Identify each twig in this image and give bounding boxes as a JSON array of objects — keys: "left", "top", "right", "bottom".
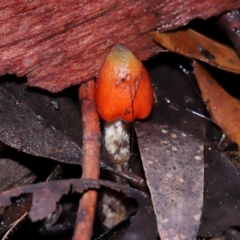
[
  {"left": 2, "top": 212, "right": 28, "bottom": 240},
  {"left": 73, "top": 80, "right": 101, "bottom": 240}
]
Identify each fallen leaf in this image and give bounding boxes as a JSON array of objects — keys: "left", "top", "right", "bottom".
[
  {"left": 198, "top": 140, "right": 240, "bottom": 237},
  {"left": 135, "top": 57, "right": 206, "bottom": 239},
  {"left": 217, "top": 9, "right": 240, "bottom": 57},
  {"left": 0, "top": 77, "right": 83, "bottom": 165},
  {"left": 0, "top": 194, "right": 32, "bottom": 236},
  {"left": 150, "top": 29, "right": 240, "bottom": 74},
  {"left": 0, "top": 179, "right": 158, "bottom": 240},
  {"left": 0, "top": 157, "right": 37, "bottom": 192},
  {"left": 194, "top": 61, "right": 240, "bottom": 149}
]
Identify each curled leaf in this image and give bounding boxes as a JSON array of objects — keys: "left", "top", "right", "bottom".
[
  {"left": 150, "top": 29, "right": 240, "bottom": 74},
  {"left": 194, "top": 61, "right": 240, "bottom": 149}
]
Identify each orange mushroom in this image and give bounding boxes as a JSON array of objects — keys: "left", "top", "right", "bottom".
[
  {"left": 95, "top": 44, "right": 153, "bottom": 123},
  {"left": 95, "top": 44, "right": 153, "bottom": 164},
  {"left": 95, "top": 44, "right": 153, "bottom": 227}
]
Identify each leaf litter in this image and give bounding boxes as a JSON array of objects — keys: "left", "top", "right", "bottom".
[
  {"left": 0, "top": 179, "right": 158, "bottom": 240},
  {"left": 0, "top": 75, "right": 143, "bottom": 188},
  {"left": 2, "top": 19, "right": 240, "bottom": 239},
  {"left": 135, "top": 56, "right": 206, "bottom": 240}
]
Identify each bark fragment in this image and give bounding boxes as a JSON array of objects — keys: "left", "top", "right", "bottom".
[{"left": 0, "top": 0, "right": 239, "bottom": 92}]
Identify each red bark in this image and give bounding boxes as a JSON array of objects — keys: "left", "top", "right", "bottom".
[{"left": 0, "top": 0, "right": 239, "bottom": 92}]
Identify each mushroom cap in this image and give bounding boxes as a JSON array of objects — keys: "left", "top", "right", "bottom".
[{"left": 95, "top": 44, "right": 153, "bottom": 122}]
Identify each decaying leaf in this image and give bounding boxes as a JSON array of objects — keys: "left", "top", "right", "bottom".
[
  {"left": 0, "top": 1, "right": 239, "bottom": 92},
  {"left": 217, "top": 9, "right": 240, "bottom": 57},
  {"left": 0, "top": 77, "right": 83, "bottom": 165},
  {"left": 194, "top": 61, "right": 240, "bottom": 149},
  {"left": 0, "top": 157, "right": 37, "bottom": 192},
  {"left": 0, "top": 194, "right": 32, "bottom": 236},
  {"left": 198, "top": 140, "right": 240, "bottom": 237},
  {"left": 0, "top": 179, "right": 158, "bottom": 240},
  {"left": 135, "top": 58, "right": 206, "bottom": 239},
  {"left": 150, "top": 29, "right": 240, "bottom": 74}
]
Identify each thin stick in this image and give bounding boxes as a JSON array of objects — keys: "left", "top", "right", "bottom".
[
  {"left": 73, "top": 80, "right": 101, "bottom": 240},
  {"left": 2, "top": 212, "right": 28, "bottom": 240}
]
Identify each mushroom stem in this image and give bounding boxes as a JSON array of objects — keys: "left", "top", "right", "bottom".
[
  {"left": 104, "top": 119, "right": 130, "bottom": 171},
  {"left": 95, "top": 44, "right": 153, "bottom": 228},
  {"left": 101, "top": 119, "right": 131, "bottom": 228}
]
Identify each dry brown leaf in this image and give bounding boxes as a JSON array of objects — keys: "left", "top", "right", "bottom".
[
  {"left": 194, "top": 61, "right": 240, "bottom": 149},
  {"left": 150, "top": 29, "right": 240, "bottom": 74}
]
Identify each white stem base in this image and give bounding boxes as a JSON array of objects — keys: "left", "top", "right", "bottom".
[
  {"left": 101, "top": 119, "right": 131, "bottom": 228},
  {"left": 104, "top": 119, "right": 130, "bottom": 170}
]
